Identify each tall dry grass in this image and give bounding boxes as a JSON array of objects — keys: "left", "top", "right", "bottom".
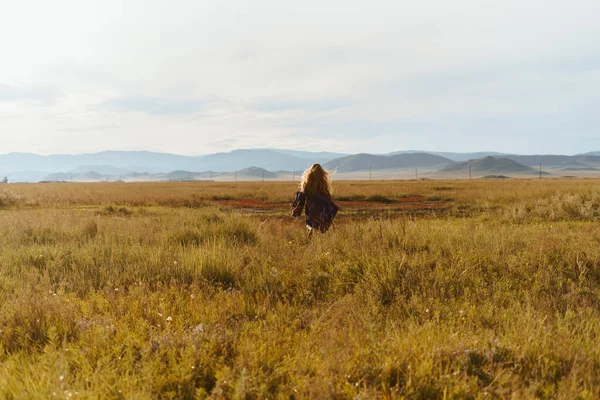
[{"left": 0, "top": 180, "right": 599, "bottom": 398}]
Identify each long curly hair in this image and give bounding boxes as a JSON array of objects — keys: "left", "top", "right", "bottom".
[{"left": 299, "top": 164, "right": 333, "bottom": 198}]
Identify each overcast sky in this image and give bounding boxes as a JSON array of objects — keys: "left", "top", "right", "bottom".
[{"left": 0, "top": 0, "right": 599, "bottom": 155}]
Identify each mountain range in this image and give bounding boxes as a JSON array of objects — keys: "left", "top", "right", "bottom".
[
  {"left": 439, "top": 156, "right": 550, "bottom": 176},
  {"left": 2, "top": 149, "right": 600, "bottom": 182},
  {"left": 325, "top": 153, "right": 453, "bottom": 172}
]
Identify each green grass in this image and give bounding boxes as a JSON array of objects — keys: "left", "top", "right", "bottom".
[{"left": 0, "top": 181, "right": 600, "bottom": 398}]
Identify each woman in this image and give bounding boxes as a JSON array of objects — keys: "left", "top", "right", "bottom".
[{"left": 292, "top": 164, "right": 339, "bottom": 234}]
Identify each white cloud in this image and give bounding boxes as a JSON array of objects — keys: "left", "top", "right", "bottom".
[{"left": 0, "top": 0, "right": 599, "bottom": 155}]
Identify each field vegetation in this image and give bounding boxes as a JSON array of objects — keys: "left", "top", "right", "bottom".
[{"left": 1, "top": 179, "right": 600, "bottom": 398}]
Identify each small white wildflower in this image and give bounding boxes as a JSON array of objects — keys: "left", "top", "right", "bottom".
[
  {"left": 191, "top": 365, "right": 195, "bottom": 369},
  {"left": 59, "top": 375, "right": 64, "bottom": 381},
  {"left": 166, "top": 316, "right": 172, "bottom": 321},
  {"left": 193, "top": 324, "right": 204, "bottom": 334},
  {"left": 425, "top": 308, "right": 430, "bottom": 313}
]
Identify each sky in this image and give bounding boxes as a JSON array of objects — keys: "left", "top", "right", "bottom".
[{"left": 0, "top": 0, "right": 599, "bottom": 156}]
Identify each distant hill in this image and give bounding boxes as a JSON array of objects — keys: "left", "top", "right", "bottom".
[
  {"left": 3, "top": 170, "right": 48, "bottom": 183},
  {"left": 390, "top": 151, "right": 505, "bottom": 162},
  {"left": 557, "top": 160, "right": 590, "bottom": 169},
  {"left": 167, "top": 170, "right": 200, "bottom": 180},
  {"left": 390, "top": 152, "right": 600, "bottom": 167},
  {"left": 439, "top": 156, "right": 546, "bottom": 176},
  {"left": 266, "top": 149, "right": 347, "bottom": 162},
  {"left": 0, "top": 151, "right": 191, "bottom": 178},
  {"left": 0, "top": 149, "right": 321, "bottom": 182},
  {"left": 236, "top": 167, "right": 277, "bottom": 179},
  {"left": 503, "top": 155, "right": 600, "bottom": 169},
  {"left": 563, "top": 167, "right": 599, "bottom": 171},
  {"left": 574, "top": 155, "right": 600, "bottom": 165},
  {"left": 324, "top": 153, "right": 453, "bottom": 173},
  {"left": 6, "top": 149, "right": 600, "bottom": 182},
  {"left": 44, "top": 171, "right": 104, "bottom": 182},
  {"left": 145, "top": 171, "right": 217, "bottom": 182},
  {"left": 199, "top": 149, "right": 310, "bottom": 171},
  {"left": 69, "top": 165, "right": 134, "bottom": 176}
]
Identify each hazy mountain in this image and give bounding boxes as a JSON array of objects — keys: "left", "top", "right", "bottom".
[
  {"left": 324, "top": 153, "right": 454, "bottom": 173},
  {"left": 3, "top": 170, "right": 49, "bottom": 183},
  {"left": 268, "top": 149, "right": 348, "bottom": 162},
  {"left": 200, "top": 149, "right": 310, "bottom": 171},
  {"left": 236, "top": 167, "right": 277, "bottom": 179},
  {"left": 439, "top": 156, "right": 546, "bottom": 176},
  {"left": 143, "top": 171, "right": 217, "bottom": 182},
  {"left": 556, "top": 160, "right": 593, "bottom": 170},
  {"left": 0, "top": 149, "right": 315, "bottom": 182},
  {"left": 0, "top": 151, "right": 186, "bottom": 175},
  {"left": 390, "top": 151, "right": 505, "bottom": 161},
  {"left": 44, "top": 171, "right": 105, "bottom": 182},
  {"left": 574, "top": 155, "right": 600, "bottom": 165},
  {"left": 164, "top": 170, "right": 215, "bottom": 181},
  {"left": 502, "top": 154, "right": 600, "bottom": 168},
  {"left": 42, "top": 169, "right": 223, "bottom": 183},
  {"left": 563, "top": 167, "right": 599, "bottom": 171},
  {"left": 69, "top": 165, "right": 135, "bottom": 176},
  {"left": 502, "top": 155, "right": 573, "bottom": 167},
  {"left": 391, "top": 152, "right": 600, "bottom": 167},
  {"left": 6, "top": 149, "right": 600, "bottom": 182}
]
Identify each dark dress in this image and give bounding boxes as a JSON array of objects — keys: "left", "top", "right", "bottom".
[{"left": 291, "top": 191, "right": 339, "bottom": 232}]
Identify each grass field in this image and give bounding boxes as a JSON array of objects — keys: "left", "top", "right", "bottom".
[{"left": 1, "top": 179, "right": 600, "bottom": 399}]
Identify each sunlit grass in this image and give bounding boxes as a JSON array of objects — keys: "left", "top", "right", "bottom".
[{"left": 0, "top": 180, "right": 600, "bottom": 398}]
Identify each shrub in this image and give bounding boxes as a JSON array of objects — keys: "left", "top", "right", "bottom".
[{"left": 102, "top": 205, "right": 133, "bottom": 216}]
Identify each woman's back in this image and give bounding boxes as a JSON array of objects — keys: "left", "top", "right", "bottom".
[{"left": 291, "top": 164, "right": 338, "bottom": 233}]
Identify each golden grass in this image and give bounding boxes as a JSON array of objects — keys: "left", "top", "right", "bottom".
[
  {"left": 6, "top": 178, "right": 600, "bottom": 208},
  {"left": 0, "top": 180, "right": 599, "bottom": 398}
]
